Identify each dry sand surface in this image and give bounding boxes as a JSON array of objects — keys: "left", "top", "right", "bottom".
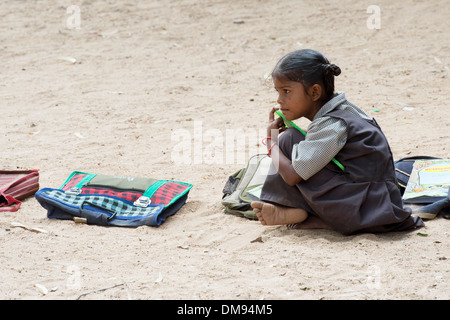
[{"left": 0, "top": 0, "right": 449, "bottom": 300}]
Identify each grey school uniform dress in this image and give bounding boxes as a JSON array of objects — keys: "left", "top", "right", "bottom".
[{"left": 260, "top": 93, "right": 424, "bottom": 235}]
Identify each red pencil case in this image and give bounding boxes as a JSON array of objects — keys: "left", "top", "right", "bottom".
[{"left": 0, "top": 169, "right": 39, "bottom": 212}]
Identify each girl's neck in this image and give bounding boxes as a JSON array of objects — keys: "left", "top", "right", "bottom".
[{"left": 306, "top": 100, "right": 325, "bottom": 121}]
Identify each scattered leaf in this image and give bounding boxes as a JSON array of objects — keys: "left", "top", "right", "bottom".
[
  {"left": 417, "top": 231, "right": 428, "bottom": 236},
  {"left": 59, "top": 56, "right": 77, "bottom": 65},
  {"left": 155, "top": 272, "right": 163, "bottom": 283},
  {"left": 101, "top": 29, "right": 118, "bottom": 37},
  {"left": 299, "top": 286, "right": 311, "bottom": 291},
  {"left": 30, "top": 227, "right": 48, "bottom": 234},
  {"left": 396, "top": 102, "right": 414, "bottom": 108},
  {"left": 10, "top": 222, "right": 48, "bottom": 234},
  {"left": 250, "top": 236, "right": 263, "bottom": 243},
  {"left": 35, "top": 284, "right": 49, "bottom": 295},
  {"left": 74, "top": 132, "right": 85, "bottom": 139}
]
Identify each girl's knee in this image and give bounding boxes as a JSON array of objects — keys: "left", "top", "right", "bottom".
[{"left": 278, "top": 128, "right": 305, "bottom": 156}]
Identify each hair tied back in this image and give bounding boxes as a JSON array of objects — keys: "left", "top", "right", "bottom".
[{"left": 323, "top": 63, "right": 341, "bottom": 77}]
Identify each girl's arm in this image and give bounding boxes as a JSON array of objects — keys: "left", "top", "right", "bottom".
[
  {"left": 268, "top": 144, "right": 302, "bottom": 186},
  {"left": 266, "top": 107, "right": 302, "bottom": 186}
]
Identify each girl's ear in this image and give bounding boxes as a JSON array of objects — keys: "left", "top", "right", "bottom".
[{"left": 309, "top": 84, "right": 323, "bottom": 102}]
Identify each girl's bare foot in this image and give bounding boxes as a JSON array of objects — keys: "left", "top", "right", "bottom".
[{"left": 251, "top": 201, "right": 308, "bottom": 226}]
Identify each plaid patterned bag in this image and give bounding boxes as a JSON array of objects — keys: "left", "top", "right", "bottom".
[
  {"left": 0, "top": 170, "right": 40, "bottom": 212},
  {"left": 35, "top": 171, "right": 192, "bottom": 227}
]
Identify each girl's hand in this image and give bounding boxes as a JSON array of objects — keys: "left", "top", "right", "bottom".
[
  {"left": 264, "top": 107, "right": 302, "bottom": 186},
  {"left": 267, "top": 107, "right": 286, "bottom": 142}
]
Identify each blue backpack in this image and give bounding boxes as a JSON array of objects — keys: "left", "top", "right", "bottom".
[{"left": 35, "top": 171, "right": 192, "bottom": 227}]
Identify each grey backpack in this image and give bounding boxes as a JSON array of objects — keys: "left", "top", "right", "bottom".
[{"left": 221, "top": 154, "right": 273, "bottom": 219}]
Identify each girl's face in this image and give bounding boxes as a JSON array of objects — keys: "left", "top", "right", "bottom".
[{"left": 273, "top": 76, "right": 321, "bottom": 121}]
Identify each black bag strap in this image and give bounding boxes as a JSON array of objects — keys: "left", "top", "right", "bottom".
[{"left": 395, "top": 156, "right": 440, "bottom": 163}]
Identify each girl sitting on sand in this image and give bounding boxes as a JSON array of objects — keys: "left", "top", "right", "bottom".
[{"left": 251, "top": 49, "right": 424, "bottom": 235}]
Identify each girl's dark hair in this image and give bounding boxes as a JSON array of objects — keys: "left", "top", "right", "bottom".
[{"left": 272, "top": 49, "right": 341, "bottom": 101}]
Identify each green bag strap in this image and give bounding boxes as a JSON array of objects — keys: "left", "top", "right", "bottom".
[
  {"left": 60, "top": 171, "right": 96, "bottom": 189},
  {"left": 61, "top": 171, "right": 97, "bottom": 195},
  {"left": 75, "top": 173, "right": 97, "bottom": 188},
  {"left": 140, "top": 180, "right": 193, "bottom": 208},
  {"left": 275, "top": 110, "right": 345, "bottom": 172},
  {"left": 142, "top": 180, "right": 167, "bottom": 198}
]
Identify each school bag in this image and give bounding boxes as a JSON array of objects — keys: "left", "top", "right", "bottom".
[
  {"left": 394, "top": 156, "right": 440, "bottom": 197},
  {"left": 35, "top": 171, "right": 192, "bottom": 227},
  {"left": 394, "top": 156, "right": 450, "bottom": 219},
  {"left": 221, "top": 154, "right": 272, "bottom": 220},
  {"left": 0, "top": 169, "right": 39, "bottom": 212}
]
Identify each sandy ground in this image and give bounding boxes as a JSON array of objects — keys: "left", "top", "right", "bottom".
[{"left": 0, "top": 0, "right": 449, "bottom": 300}]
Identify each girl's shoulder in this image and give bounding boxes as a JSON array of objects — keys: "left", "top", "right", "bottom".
[
  {"left": 308, "top": 113, "right": 347, "bottom": 134},
  {"left": 335, "top": 99, "right": 371, "bottom": 120}
]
